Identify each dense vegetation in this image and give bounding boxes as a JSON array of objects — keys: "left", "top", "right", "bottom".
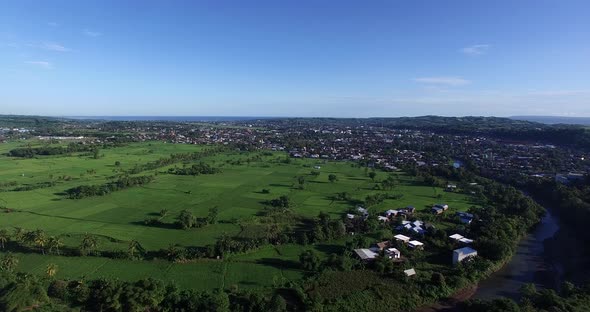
[
  {"left": 65, "top": 175, "right": 154, "bottom": 199},
  {"left": 462, "top": 282, "right": 590, "bottom": 312},
  {"left": 8, "top": 143, "right": 102, "bottom": 158},
  {"left": 167, "top": 162, "right": 221, "bottom": 175}
]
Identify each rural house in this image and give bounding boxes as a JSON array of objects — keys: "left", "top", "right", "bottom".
[{"left": 453, "top": 247, "right": 478, "bottom": 264}]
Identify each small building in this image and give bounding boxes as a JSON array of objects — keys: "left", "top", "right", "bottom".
[
  {"left": 394, "top": 234, "right": 411, "bottom": 243},
  {"left": 434, "top": 204, "right": 449, "bottom": 210},
  {"left": 346, "top": 213, "right": 355, "bottom": 219},
  {"left": 385, "top": 209, "right": 398, "bottom": 217},
  {"left": 457, "top": 212, "right": 474, "bottom": 224},
  {"left": 377, "top": 216, "right": 389, "bottom": 222},
  {"left": 408, "top": 240, "right": 424, "bottom": 249},
  {"left": 357, "top": 206, "right": 368, "bottom": 215},
  {"left": 375, "top": 241, "right": 390, "bottom": 251},
  {"left": 453, "top": 247, "right": 478, "bottom": 264},
  {"left": 449, "top": 233, "right": 464, "bottom": 241},
  {"left": 354, "top": 248, "right": 379, "bottom": 262},
  {"left": 404, "top": 268, "right": 416, "bottom": 277},
  {"left": 406, "top": 206, "right": 416, "bottom": 213},
  {"left": 386, "top": 248, "right": 401, "bottom": 259},
  {"left": 449, "top": 233, "right": 474, "bottom": 244},
  {"left": 431, "top": 207, "right": 444, "bottom": 215}
]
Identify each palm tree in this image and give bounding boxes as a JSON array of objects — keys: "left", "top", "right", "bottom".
[
  {"left": 32, "top": 229, "right": 47, "bottom": 254},
  {"left": 0, "top": 253, "right": 19, "bottom": 272},
  {"left": 127, "top": 240, "right": 145, "bottom": 259},
  {"left": 48, "top": 236, "right": 63, "bottom": 255},
  {"left": 80, "top": 233, "right": 98, "bottom": 256},
  {"left": 46, "top": 263, "right": 58, "bottom": 278},
  {"left": 13, "top": 227, "right": 25, "bottom": 244},
  {"left": 0, "top": 229, "right": 9, "bottom": 249}
]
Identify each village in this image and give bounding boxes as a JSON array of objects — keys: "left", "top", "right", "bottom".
[{"left": 349, "top": 202, "right": 478, "bottom": 277}]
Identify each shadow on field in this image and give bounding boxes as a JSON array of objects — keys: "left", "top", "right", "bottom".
[
  {"left": 129, "top": 220, "right": 179, "bottom": 229},
  {"left": 256, "top": 258, "right": 300, "bottom": 270},
  {"left": 268, "top": 183, "right": 292, "bottom": 188},
  {"left": 308, "top": 180, "right": 327, "bottom": 184},
  {"left": 346, "top": 177, "right": 368, "bottom": 181}
]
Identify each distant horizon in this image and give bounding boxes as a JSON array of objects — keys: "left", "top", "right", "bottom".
[{"left": 2, "top": 113, "right": 590, "bottom": 119}]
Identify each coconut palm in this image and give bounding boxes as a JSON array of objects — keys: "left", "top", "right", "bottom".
[
  {"left": 127, "top": 240, "right": 145, "bottom": 259},
  {"left": 47, "top": 236, "right": 63, "bottom": 255},
  {"left": 0, "top": 229, "right": 10, "bottom": 249},
  {"left": 46, "top": 263, "right": 58, "bottom": 278},
  {"left": 13, "top": 227, "right": 25, "bottom": 244},
  {"left": 80, "top": 233, "right": 98, "bottom": 256},
  {"left": 32, "top": 229, "right": 47, "bottom": 254}
]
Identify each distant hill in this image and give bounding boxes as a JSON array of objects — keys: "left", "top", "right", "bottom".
[{"left": 511, "top": 116, "right": 590, "bottom": 126}]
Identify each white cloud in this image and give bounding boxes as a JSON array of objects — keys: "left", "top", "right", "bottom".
[
  {"left": 83, "top": 29, "right": 102, "bottom": 37},
  {"left": 40, "top": 42, "right": 70, "bottom": 52},
  {"left": 25, "top": 61, "right": 53, "bottom": 69},
  {"left": 413, "top": 76, "right": 471, "bottom": 87},
  {"left": 461, "top": 44, "right": 491, "bottom": 55}
]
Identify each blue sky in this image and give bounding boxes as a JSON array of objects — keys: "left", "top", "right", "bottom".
[{"left": 1, "top": 0, "right": 589, "bottom": 117}]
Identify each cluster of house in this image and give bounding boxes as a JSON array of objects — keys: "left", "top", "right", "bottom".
[
  {"left": 347, "top": 206, "right": 370, "bottom": 220},
  {"left": 349, "top": 202, "right": 480, "bottom": 268}
]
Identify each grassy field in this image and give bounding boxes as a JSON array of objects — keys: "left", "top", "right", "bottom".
[{"left": 0, "top": 140, "right": 476, "bottom": 290}]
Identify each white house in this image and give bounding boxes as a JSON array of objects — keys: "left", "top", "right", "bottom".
[
  {"left": 449, "top": 233, "right": 464, "bottom": 241},
  {"left": 394, "top": 234, "right": 411, "bottom": 243},
  {"left": 377, "top": 216, "right": 389, "bottom": 222},
  {"left": 346, "top": 213, "right": 355, "bottom": 219},
  {"left": 408, "top": 240, "right": 424, "bottom": 249},
  {"left": 404, "top": 268, "right": 416, "bottom": 277},
  {"left": 386, "top": 248, "right": 401, "bottom": 259},
  {"left": 453, "top": 247, "right": 478, "bottom": 264},
  {"left": 449, "top": 233, "right": 473, "bottom": 244}
]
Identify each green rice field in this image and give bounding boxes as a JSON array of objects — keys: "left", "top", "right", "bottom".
[{"left": 0, "top": 140, "right": 476, "bottom": 290}]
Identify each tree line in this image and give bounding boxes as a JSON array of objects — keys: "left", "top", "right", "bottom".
[
  {"left": 65, "top": 175, "right": 154, "bottom": 199},
  {"left": 7, "top": 142, "right": 118, "bottom": 158},
  {"left": 167, "top": 162, "right": 221, "bottom": 176},
  {"left": 126, "top": 147, "right": 227, "bottom": 174}
]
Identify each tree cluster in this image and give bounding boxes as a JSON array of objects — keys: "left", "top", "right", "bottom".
[{"left": 65, "top": 175, "right": 154, "bottom": 199}]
